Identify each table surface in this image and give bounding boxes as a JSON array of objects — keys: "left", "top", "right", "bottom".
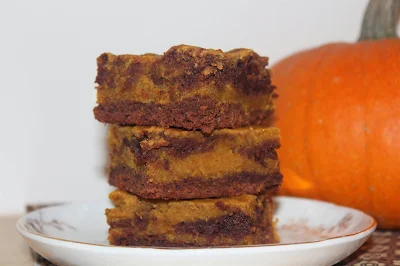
[
  {"left": 2, "top": 215, "right": 399, "bottom": 266},
  {"left": 0, "top": 216, "right": 33, "bottom": 266}
]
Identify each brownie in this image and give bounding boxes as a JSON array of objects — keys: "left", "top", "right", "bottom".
[
  {"left": 94, "top": 45, "right": 277, "bottom": 133},
  {"left": 108, "top": 125, "right": 282, "bottom": 200},
  {"left": 106, "top": 188, "right": 278, "bottom": 247}
]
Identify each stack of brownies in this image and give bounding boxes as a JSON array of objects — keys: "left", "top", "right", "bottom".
[{"left": 94, "top": 45, "right": 283, "bottom": 247}]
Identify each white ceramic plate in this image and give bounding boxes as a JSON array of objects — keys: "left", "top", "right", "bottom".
[{"left": 17, "top": 196, "right": 376, "bottom": 266}]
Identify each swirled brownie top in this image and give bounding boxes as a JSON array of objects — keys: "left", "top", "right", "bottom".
[{"left": 94, "top": 45, "right": 277, "bottom": 132}]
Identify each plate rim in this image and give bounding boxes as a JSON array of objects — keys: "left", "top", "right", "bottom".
[{"left": 16, "top": 196, "right": 377, "bottom": 251}]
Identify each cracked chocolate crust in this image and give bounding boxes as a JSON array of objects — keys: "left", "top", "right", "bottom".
[
  {"left": 108, "top": 166, "right": 283, "bottom": 200},
  {"left": 96, "top": 45, "right": 274, "bottom": 95},
  {"left": 94, "top": 96, "right": 275, "bottom": 133}
]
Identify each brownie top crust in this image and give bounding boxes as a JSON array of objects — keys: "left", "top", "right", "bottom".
[
  {"left": 95, "top": 44, "right": 275, "bottom": 105},
  {"left": 96, "top": 44, "right": 273, "bottom": 97}
]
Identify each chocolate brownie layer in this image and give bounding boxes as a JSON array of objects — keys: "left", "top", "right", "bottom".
[
  {"left": 108, "top": 125, "right": 282, "bottom": 199},
  {"left": 106, "top": 189, "right": 278, "bottom": 247},
  {"left": 94, "top": 96, "right": 275, "bottom": 133},
  {"left": 109, "top": 167, "right": 282, "bottom": 200},
  {"left": 94, "top": 45, "right": 276, "bottom": 132}
]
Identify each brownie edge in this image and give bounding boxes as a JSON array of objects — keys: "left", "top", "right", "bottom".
[
  {"left": 94, "top": 96, "right": 274, "bottom": 133},
  {"left": 109, "top": 167, "right": 283, "bottom": 200}
]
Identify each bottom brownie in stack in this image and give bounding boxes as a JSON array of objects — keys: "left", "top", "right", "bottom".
[{"left": 106, "top": 188, "right": 279, "bottom": 247}]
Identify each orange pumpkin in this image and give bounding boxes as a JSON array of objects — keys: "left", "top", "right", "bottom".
[{"left": 273, "top": 0, "right": 400, "bottom": 229}]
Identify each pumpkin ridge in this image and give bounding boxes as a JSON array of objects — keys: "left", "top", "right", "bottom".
[
  {"left": 364, "top": 40, "right": 400, "bottom": 227},
  {"left": 304, "top": 45, "right": 344, "bottom": 200},
  {"left": 361, "top": 41, "right": 374, "bottom": 214}
]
